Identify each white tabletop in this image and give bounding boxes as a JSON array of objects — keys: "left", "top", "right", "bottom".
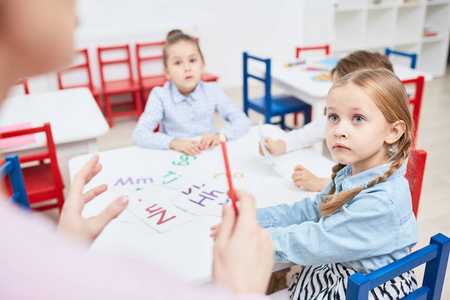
[
  {"left": 265, "top": 60, "right": 433, "bottom": 102},
  {"left": 68, "top": 124, "right": 335, "bottom": 283},
  {"left": 0, "top": 88, "right": 109, "bottom": 157}
]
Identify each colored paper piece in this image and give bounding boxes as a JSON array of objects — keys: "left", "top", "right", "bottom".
[
  {"left": 258, "top": 121, "right": 284, "bottom": 177},
  {"left": 126, "top": 188, "right": 191, "bottom": 233},
  {"left": 108, "top": 174, "right": 162, "bottom": 191},
  {"left": 312, "top": 73, "right": 332, "bottom": 82},
  {"left": 0, "top": 122, "right": 36, "bottom": 149},
  {"left": 315, "top": 57, "right": 340, "bottom": 68},
  {"left": 173, "top": 181, "right": 228, "bottom": 215}
]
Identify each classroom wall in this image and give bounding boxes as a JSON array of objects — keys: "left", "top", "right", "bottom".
[{"left": 17, "top": 0, "right": 308, "bottom": 95}]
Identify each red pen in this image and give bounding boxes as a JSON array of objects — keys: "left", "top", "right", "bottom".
[{"left": 219, "top": 134, "right": 238, "bottom": 215}]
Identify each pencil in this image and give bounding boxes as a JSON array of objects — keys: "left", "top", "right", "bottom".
[
  {"left": 284, "top": 60, "right": 305, "bottom": 68},
  {"left": 219, "top": 134, "right": 238, "bottom": 215}
]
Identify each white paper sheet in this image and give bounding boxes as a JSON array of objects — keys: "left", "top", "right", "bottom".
[{"left": 126, "top": 188, "right": 191, "bottom": 233}]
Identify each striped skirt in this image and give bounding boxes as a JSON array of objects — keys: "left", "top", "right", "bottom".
[{"left": 288, "top": 263, "right": 417, "bottom": 300}]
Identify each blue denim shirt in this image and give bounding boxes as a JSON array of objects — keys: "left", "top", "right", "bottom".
[{"left": 257, "top": 160, "right": 418, "bottom": 274}]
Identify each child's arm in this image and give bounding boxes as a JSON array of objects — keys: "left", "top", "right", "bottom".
[
  {"left": 281, "top": 116, "right": 327, "bottom": 152},
  {"left": 264, "top": 192, "right": 415, "bottom": 268},
  {"left": 256, "top": 185, "right": 331, "bottom": 228},
  {"left": 132, "top": 90, "right": 174, "bottom": 149},
  {"left": 213, "top": 83, "right": 251, "bottom": 141}
]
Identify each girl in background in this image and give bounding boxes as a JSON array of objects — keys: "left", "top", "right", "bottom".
[{"left": 133, "top": 30, "right": 250, "bottom": 155}]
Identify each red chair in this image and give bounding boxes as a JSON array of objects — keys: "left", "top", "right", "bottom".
[
  {"left": 405, "top": 148, "right": 427, "bottom": 218},
  {"left": 15, "top": 79, "right": 29, "bottom": 95},
  {"left": 136, "top": 39, "right": 219, "bottom": 102},
  {"left": 295, "top": 45, "right": 330, "bottom": 60},
  {"left": 97, "top": 44, "right": 143, "bottom": 127},
  {"left": 1, "top": 123, "right": 65, "bottom": 212},
  {"left": 402, "top": 76, "right": 424, "bottom": 148},
  {"left": 136, "top": 41, "right": 168, "bottom": 101},
  {"left": 291, "top": 45, "right": 330, "bottom": 126},
  {"left": 57, "top": 49, "right": 102, "bottom": 110}
]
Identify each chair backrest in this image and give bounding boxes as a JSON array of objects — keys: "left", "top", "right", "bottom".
[
  {"left": 0, "top": 123, "right": 64, "bottom": 192},
  {"left": 15, "top": 79, "right": 29, "bottom": 95},
  {"left": 402, "top": 76, "right": 425, "bottom": 147},
  {"left": 296, "top": 45, "right": 330, "bottom": 59},
  {"left": 0, "top": 155, "right": 30, "bottom": 210},
  {"left": 385, "top": 48, "right": 418, "bottom": 69},
  {"left": 346, "top": 233, "right": 450, "bottom": 300},
  {"left": 243, "top": 52, "right": 272, "bottom": 113},
  {"left": 135, "top": 41, "right": 166, "bottom": 83},
  {"left": 405, "top": 148, "right": 427, "bottom": 218},
  {"left": 57, "top": 49, "right": 96, "bottom": 91},
  {"left": 97, "top": 44, "right": 134, "bottom": 87}
]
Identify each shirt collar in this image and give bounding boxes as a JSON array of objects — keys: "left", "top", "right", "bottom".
[
  {"left": 170, "top": 81, "right": 203, "bottom": 104},
  {"left": 334, "top": 158, "right": 408, "bottom": 192}
]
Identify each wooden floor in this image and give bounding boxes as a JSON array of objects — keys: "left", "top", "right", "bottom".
[{"left": 52, "top": 65, "right": 450, "bottom": 297}]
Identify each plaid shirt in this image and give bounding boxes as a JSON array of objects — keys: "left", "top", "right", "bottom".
[{"left": 133, "top": 81, "right": 250, "bottom": 149}]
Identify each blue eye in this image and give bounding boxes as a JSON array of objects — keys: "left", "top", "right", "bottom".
[
  {"left": 353, "top": 115, "right": 365, "bottom": 123},
  {"left": 175, "top": 61, "right": 181, "bottom": 65},
  {"left": 329, "top": 115, "right": 339, "bottom": 122},
  {"left": 190, "top": 59, "right": 196, "bottom": 63}
]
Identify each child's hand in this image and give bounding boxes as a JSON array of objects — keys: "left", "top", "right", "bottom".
[
  {"left": 292, "top": 164, "right": 328, "bottom": 192},
  {"left": 169, "top": 139, "right": 202, "bottom": 155},
  {"left": 199, "top": 133, "right": 221, "bottom": 150},
  {"left": 258, "top": 137, "right": 287, "bottom": 156},
  {"left": 212, "top": 190, "right": 274, "bottom": 294}
]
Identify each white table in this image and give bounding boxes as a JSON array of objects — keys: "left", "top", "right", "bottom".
[
  {"left": 255, "top": 60, "right": 433, "bottom": 153},
  {"left": 0, "top": 88, "right": 109, "bottom": 157},
  {"left": 68, "top": 125, "right": 335, "bottom": 283}
]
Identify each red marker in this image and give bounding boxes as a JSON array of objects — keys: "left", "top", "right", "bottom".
[{"left": 219, "top": 134, "right": 238, "bottom": 215}]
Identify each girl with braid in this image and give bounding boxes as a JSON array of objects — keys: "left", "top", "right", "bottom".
[{"left": 257, "top": 68, "right": 418, "bottom": 299}]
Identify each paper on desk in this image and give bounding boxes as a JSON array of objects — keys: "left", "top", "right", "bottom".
[
  {"left": 126, "top": 188, "right": 191, "bottom": 233},
  {"left": 0, "top": 122, "right": 36, "bottom": 149},
  {"left": 173, "top": 179, "right": 229, "bottom": 215},
  {"left": 258, "top": 121, "right": 284, "bottom": 178}
]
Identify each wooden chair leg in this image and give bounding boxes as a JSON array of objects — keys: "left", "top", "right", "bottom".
[
  {"left": 104, "top": 95, "right": 113, "bottom": 128},
  {"left": 135, "top": 91, "right": 143, "bottom": 116}
]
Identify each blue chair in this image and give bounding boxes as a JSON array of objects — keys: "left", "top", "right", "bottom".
[
  {"left": 346, "top": 233, "right": 450, "bottom": 300},
  {"left": 0, "top": 155, "right": 30, "bottom": 210},
  {"left": 385, "top": 48, "right": 418, "bottom": 69},
  {"left": 243, "top": 52, "right": 311, "bottom": 130}
]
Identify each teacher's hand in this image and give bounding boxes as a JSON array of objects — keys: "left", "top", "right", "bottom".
[
  {"left": 57, "top": 155, "right": 128, "bottom": 243},
  {"left": 213, "top": 190, "right": 274, "bottom": 294}
]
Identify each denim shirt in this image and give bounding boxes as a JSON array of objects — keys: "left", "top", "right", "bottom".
[{"left": 256, "top": 160, "right": 418, "bottom": 274}]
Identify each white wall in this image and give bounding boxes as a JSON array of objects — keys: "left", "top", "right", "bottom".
[{"left": 19, "top": 0, "right": 309, "bottom": 94}]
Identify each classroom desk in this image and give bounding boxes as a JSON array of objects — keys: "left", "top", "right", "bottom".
[
  {"left": 0, "top": 88, "right": 109, "bottom": 157},
  {"left": 68, "top": 124, "right": 335, "bottom": 283},
  {"left": 254, "top": 60, "right": 432, "bottom": 152}
]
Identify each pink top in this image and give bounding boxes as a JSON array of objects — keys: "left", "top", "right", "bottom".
[{"left": 0, "top": 204, "right": 266, "bottom": 299}]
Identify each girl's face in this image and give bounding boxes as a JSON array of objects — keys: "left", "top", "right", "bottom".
[
  {"left": 0, "top": 0, "right": 77, "bottom": 79},
  {"left": 163, "top": 40, "right": 205, "bottom": 97},
  {"left": 326, "top": 84, "right": 392, "bottom": 175}
]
